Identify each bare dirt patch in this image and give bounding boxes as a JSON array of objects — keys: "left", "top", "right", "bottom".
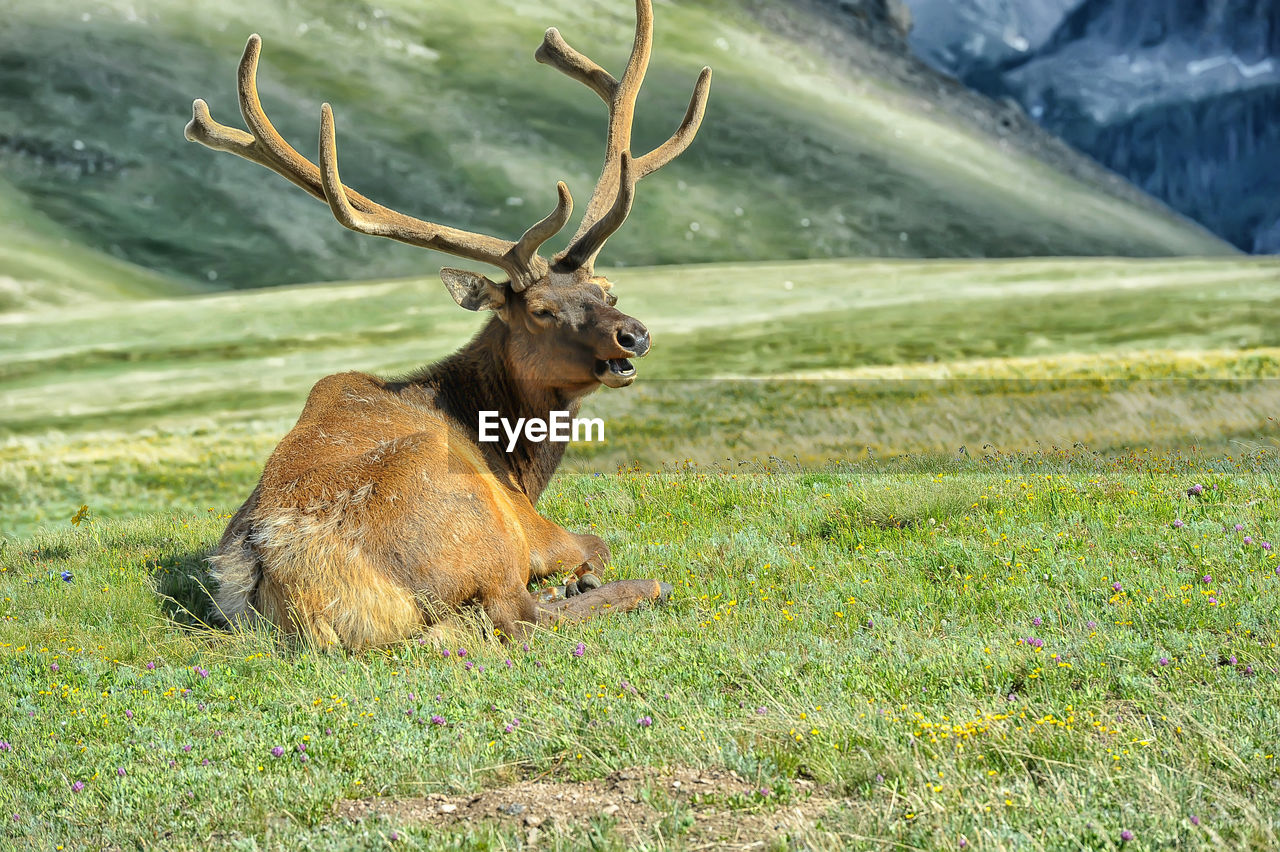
[{"left": 336, "top": 766, "right": 840, "bottom": 848}]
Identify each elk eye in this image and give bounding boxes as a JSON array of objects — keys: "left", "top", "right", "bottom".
[{"left": 532, "top": 308, "right": 555, "bottom": 320}]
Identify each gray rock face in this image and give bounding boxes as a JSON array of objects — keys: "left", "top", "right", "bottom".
[{"left": 904, "top": 0, "right": 1280, "bottom": 252}]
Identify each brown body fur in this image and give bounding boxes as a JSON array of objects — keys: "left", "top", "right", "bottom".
[{"left": 210, "top": 319, "right": 615, "bottom": 649}]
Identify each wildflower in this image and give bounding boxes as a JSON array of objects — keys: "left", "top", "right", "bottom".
[
  {"left": 298, "top": 743, "right": 306, "bottom": 752},
  {"left": 389, "top": 832, "right": 399, "bottom": 842},
  {"left": 756, "top": 706, "right": 767, "bottom": 715},
  {"left": 146, "top": 662, "right": 156, "bottom": 671},
  {"left": 182, "top": 744, "right": 192, "bottom": 753},
  {"left": 638, "top": 716, "right": 653, "bottom": 727},
  {"left": 457, "top": 648, "right": 467, "bottom": 658},
  {"left": 195, "top": 666, "right": 209, "bottom": 678},
  {"left": 1032, "top": 616, "right": 1042, "bottom": 627},
  {"left": 71, "top": 781, "right": 84, "bottom": 793},
  {"left": 959, "top": 839, "right": 968, "bottom": 849},
  {"left": 504, "top": 724, "right": 515, "bottom": 733},
  {"left": 1190, "top": 815, "right": 1200, "bottom": 826},
  {"left": 1235, "top": 524, "right": 1244, "bottom": 531},
  {"left": 201, "top": 759, "right": 209, "bottom": 766},
  {"left": 1203, "top": 575, "right": 1212, "bottom": 584},
  {"left": 1263, "top": 542, "right": 1273, "bottom": 551},
  {"left": 1245, "top": 665, "right": 1254, "bottom": 675},
  {"left": 1159, "top": 657, "right": 1169, "bottom": 666},
  {"left": 573, "top": 642, "right": 586, "bottom": 658},
  {"left": 1173, "top": 519, "right": 1184, "bottom": 529},
  {"left": 117, "top": 768, "right": 126, "bottom": 777},
  {"left": 1112, "top": 581, "right": 1123, "bottom": 592},
  {"left": 271, "top": 746, "right": 284, "bottom": 758},
  {"left": 1087, "top": 620, "right": 1097, "bottom": 629},
  {"left": 431, "top": 715, "right": 445, "bottom": 725},
  {"left": 1120, "top": 829, "right": 1133, "bottom": 842},
  {"left": 465, "top": 661, "right": 474, "bottom": 671},
  {"left": 1244, "top": 536, "right": 1253, "bottom": 545},
  {"left": 1229, "top": 655, "right": 1237, "bottom": 665},
  {"left": 0, "top": 742, "right": 10, "bottom": 752},
  {"left": 759, "top": 787, "right": 772, "bottom": 797},
  {"left": 61, "top": 571, "right": 73, "bottom": 583},
  {"left": 441, "top": 649, "right": 450, "bottom": 658},
  {"left": 505, "top": 659, "right": 513, "bottom": 668},
  {"left": 1208, "top": 597, "right": 1219, "bottom": 605},
  {"left": 1188, "top": 484, "right": 1203, "bottom": 496},
  {"left": 50, "top": 663, "right": 58, "bottom": 673}
]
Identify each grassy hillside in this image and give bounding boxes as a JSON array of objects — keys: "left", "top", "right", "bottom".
[
  {"left": 0, "top": 175, "right": 193, "bottom": 312},
  {"left": 2, "top": 255, "right": 1278, "bottom": 535},
  {"left": 0, "top": 0, "right": 1233, "bottom": 298}
]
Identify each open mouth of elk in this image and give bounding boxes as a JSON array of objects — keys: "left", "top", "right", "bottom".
[{"left": 596, "top": 358, "right": 637, "bottom": 386}]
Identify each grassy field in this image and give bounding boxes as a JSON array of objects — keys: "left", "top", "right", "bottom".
[
  {"left": 0, "top": 0, "right": 1232, "bottom": 300},
  {"left": 2, "top": 255, "right": 1279, "bottom": 848}
]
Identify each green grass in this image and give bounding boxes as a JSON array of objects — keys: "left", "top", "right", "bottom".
[
  {"left": 0, "top": 0, "right": 1231, "bottom": 299},
  {"left": 3, "top": 254, "right": 1279, "bottom": 848},
  {"left": 3, "top": 458, "right": 1279, "bottom": 848}
]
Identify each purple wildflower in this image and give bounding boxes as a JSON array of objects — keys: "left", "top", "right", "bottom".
[
  {"left": 1112, "top": 581, "right": 1123, "bottom": 592},
  {"left": 573, "top": 642, "right": 586, "bottom": 658},
  {"left": 1190, "top": 815, "right": 1200, "bottom": 826},
  {"left": 1032, "top": 616, "right": 1042, "bottom": 627},
  {"left": 638, "top": 716, "right": 653, "bottom": 727},
  {"left": 457, "top": 648, "right": 467, "bottom": 658},
  {"left": 756, "top": 706, "right": 768, "bottom": 715},
  {"left": 271, "top": 746, "right": 284, "bottom": 758},
  {"left": 61, "top": 571, "right": 73, "bottom": 583},
  {"left": 759, "top": 786, "right": 772, "bottom": 797},
  {"left": 182, "top": 744, "right": 192, "bottom": 753},
  {"left": 1235, "top": 524, "right": 1244, "bottom": 531},
  {"left": 389, "top": 831, "right": 399, "bottom": 842},
  {"left": 1087, "top": 620, "right": 1097, "bottom": 629},
  {"left": 1229, "top": 655, "right": 1238, "bottom": 665},
  {"left": 1189, "top": 484, "right": 1204, "bottom": 496},
  {"left": 431, "top": 715, "right": 445, "bottom": 725},
  {"left": 441, "top": 649, "right": 450, "bottom": 658},
  {"left": 464, "top": 661, "right": 474, "bottom": 671},
  {"left": 1209, "top": 597, "right": 1219, "bottom": 605},
  {"left": 1245, "top": 665, "right": 1255, "bottom": 675},
  {"left": 71, "top": 781, "right": 84, "bottom": 793},
  {"left": 1244, "top": 536, "right": 1254, "bottom": 545},
  {"left": 117, "top": 767, "right": 126, "bottom": 777},
  {"left": 1159, "top": 657, "right": 1169, "bottom": 666},
  {"left": 50, "top": 662, "right": 58, "bottom": 673},
  {"left": 1263, "top": 541, "right": 1273, "bottom": 551},
  {"left": 0, "top": 742, "right": 10, "bottom": 752},
  {"left": 1120, "top": 829, "right": 1134, "bottom": 842},
  {"left": 1203, "top": 575, "right": 1212, "bottom": 584},
  {"left": 146, "top": 661, "right": 156, "bottom": 671},
  {"left": 298, "top": 743, "right": 306, "bottom": 752}
]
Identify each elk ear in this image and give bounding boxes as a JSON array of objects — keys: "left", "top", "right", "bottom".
[{"left": 440, "top": 268, "right": 507, "bottom": 312}]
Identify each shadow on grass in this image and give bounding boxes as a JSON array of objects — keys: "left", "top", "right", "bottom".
[{"left": 152, "top": 547, "right": 219, "bottom": 629}]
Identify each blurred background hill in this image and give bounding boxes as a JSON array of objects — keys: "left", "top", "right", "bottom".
[
  {"left": 904, "top": 0, "right": 1280, "bottom": 253},
  {"left": 0, "top": 0, "right": 1232, "bottom": 307}
]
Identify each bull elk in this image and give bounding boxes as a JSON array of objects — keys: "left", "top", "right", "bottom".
[{"left": 188, "top": 2, "right": 711, "bottom": 650}]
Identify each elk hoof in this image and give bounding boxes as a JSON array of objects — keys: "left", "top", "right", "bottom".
[
  {"left": 565, "top": 579, "right": 581, "bottom": 597},
  {"left": 578, "top": 572, "right": 603, "bottom": 591}
]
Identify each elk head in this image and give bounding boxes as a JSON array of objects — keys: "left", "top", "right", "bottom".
[{"left": 185, "top": 2, "right": 711, "bottom": 394}]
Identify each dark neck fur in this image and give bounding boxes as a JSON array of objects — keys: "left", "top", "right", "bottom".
[{"left": 402, "top": 317, "right": 585, "bottom": 502}]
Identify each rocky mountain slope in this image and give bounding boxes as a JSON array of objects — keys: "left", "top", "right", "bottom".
[{"left": 904, "top": 0, "right": 1280, "bottom": 252}]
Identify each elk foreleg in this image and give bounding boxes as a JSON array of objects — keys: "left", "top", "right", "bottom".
[
  {"left": 535, "top": 579, "right": 673, "bottom": 627},
  {"left": 526, "top": 524, "right": 611, "bottom": 590}
]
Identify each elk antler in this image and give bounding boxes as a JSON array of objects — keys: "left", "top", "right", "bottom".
[
  {"left": 537, "top": 0, "right": 713, "bottom": 272},
  {"left": 185, "top": 34, "right": 571, "bottom": 289}
]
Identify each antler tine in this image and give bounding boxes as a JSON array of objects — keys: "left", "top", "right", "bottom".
[
  {"left": 540, "top": 0, "right": 711, "bottom": 272},
  {"left": 508, "top": 182, "right": 574, "bottom": 288},
  {"left": 634, "top": 66, "right": 713, "bottom": 178},
  {"left": 535, "top": 28, "right": 618, "bottom": 104},
  {"left": 556, "top": 154, "right": 634, "bottom": 272},
  {"left": 188, "top": 34, "right": 561, "bottom": 281}
]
